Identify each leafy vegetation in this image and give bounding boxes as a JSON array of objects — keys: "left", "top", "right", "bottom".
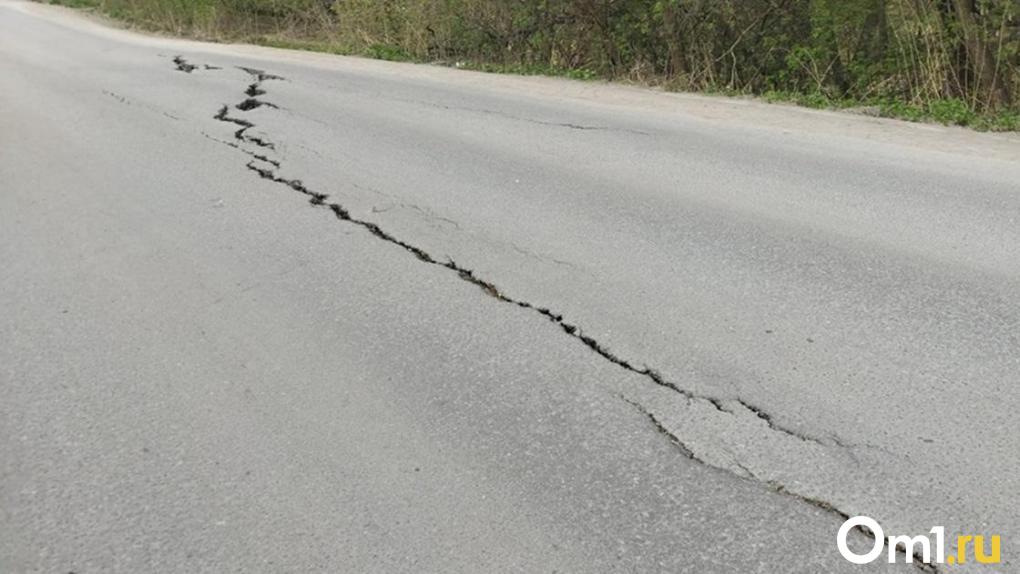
[{"left": 48, "top": 0, "right": 1019, "bottom": 130}]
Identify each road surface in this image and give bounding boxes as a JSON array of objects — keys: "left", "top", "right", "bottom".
[{"left": 2, "top": 1, "right": 1018, "bottom": 572}]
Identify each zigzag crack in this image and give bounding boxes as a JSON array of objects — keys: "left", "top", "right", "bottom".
[
  {"left": 619, "top": 395, "right": 701, "bottom": 462},
  {"left": 630, "top": 400, "right": 938, "bottom": 573},
  {"left": 200, "top": 61, "right": 934, "bottom": 569},
  {"left": 207, "top": 59, "right": 856, "bottom": 451},
  {"left": 209, "top": 60, "right": 853, "bottom": 450},
  {"left": 238, "top": 66, "right": 285, "bottom": 82},
  {"left": 201, "top": 133, "right": 280, "bottom": 167},
  {"left": 172, "top": 55, "right": 196, "bottom": 73},
  {"left": 237, "top": 98, "right": 279, "bottom": 111},
  {"left": 215, "top": 105, "right": 275, "bottom": 150},
  {"left": 173, "top": 55, "right": 219, "bottom": 73}
]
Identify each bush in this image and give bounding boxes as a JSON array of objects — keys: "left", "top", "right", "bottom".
[{"left": 51, "top": 0, "right": 1019, "bottom": 128}]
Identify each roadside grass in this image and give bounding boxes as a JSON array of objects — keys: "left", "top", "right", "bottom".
[
  {"left": 762, "top": 91, "right": 1020, "bottom": 131},
  {"left": 458, "top": 62, "right": 599, "bottom": 81},
  {"left": 42, "top": 0, "right": 1019, "bottom": 132},
  {"left": 47, "top": 0, "right": 100, "bottom": 7}
]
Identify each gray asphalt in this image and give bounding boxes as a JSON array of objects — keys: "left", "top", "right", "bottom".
[{"left": 2, "top": 1, "right": 1018, "bottom": 572}]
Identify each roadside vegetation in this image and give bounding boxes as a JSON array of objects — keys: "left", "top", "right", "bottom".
[{"left": 48, "top": 0, "right": 1019, "bottom": 130}]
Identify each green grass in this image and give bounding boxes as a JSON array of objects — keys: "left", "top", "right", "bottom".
[
  {"left": 460, "top": 62, "right": 598, "bottom": 81},
  {"left": 42, "top": 0, "right": 1018, "bottom": 131},
  {"left": 47, "top": 0, "right": 100, "bottom": 7},
  {"left": 253, "top": 37, "right": 352, "bottom": 56},
  {"left": 761, "top": 90, "right": 1019, "bottom": 132},
  {"left": 252, "top": 38, "right": 414, "bottom": 62}
]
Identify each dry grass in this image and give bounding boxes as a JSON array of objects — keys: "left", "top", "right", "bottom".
[{"left": 49, "top": 0, "right": 1019, "bottom": 130}]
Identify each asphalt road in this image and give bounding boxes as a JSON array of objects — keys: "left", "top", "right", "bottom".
[{"left": 2, "top": 1, "right": 1018, "bottom": 572}]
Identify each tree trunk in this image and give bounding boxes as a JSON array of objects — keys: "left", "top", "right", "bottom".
[{"left": 951, "top": 0, "right": 1011, "bottom": 108}]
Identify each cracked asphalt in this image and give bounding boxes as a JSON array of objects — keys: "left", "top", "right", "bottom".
[{"left": 2, "top": 1, "right": 1018, "bottom": 572}]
